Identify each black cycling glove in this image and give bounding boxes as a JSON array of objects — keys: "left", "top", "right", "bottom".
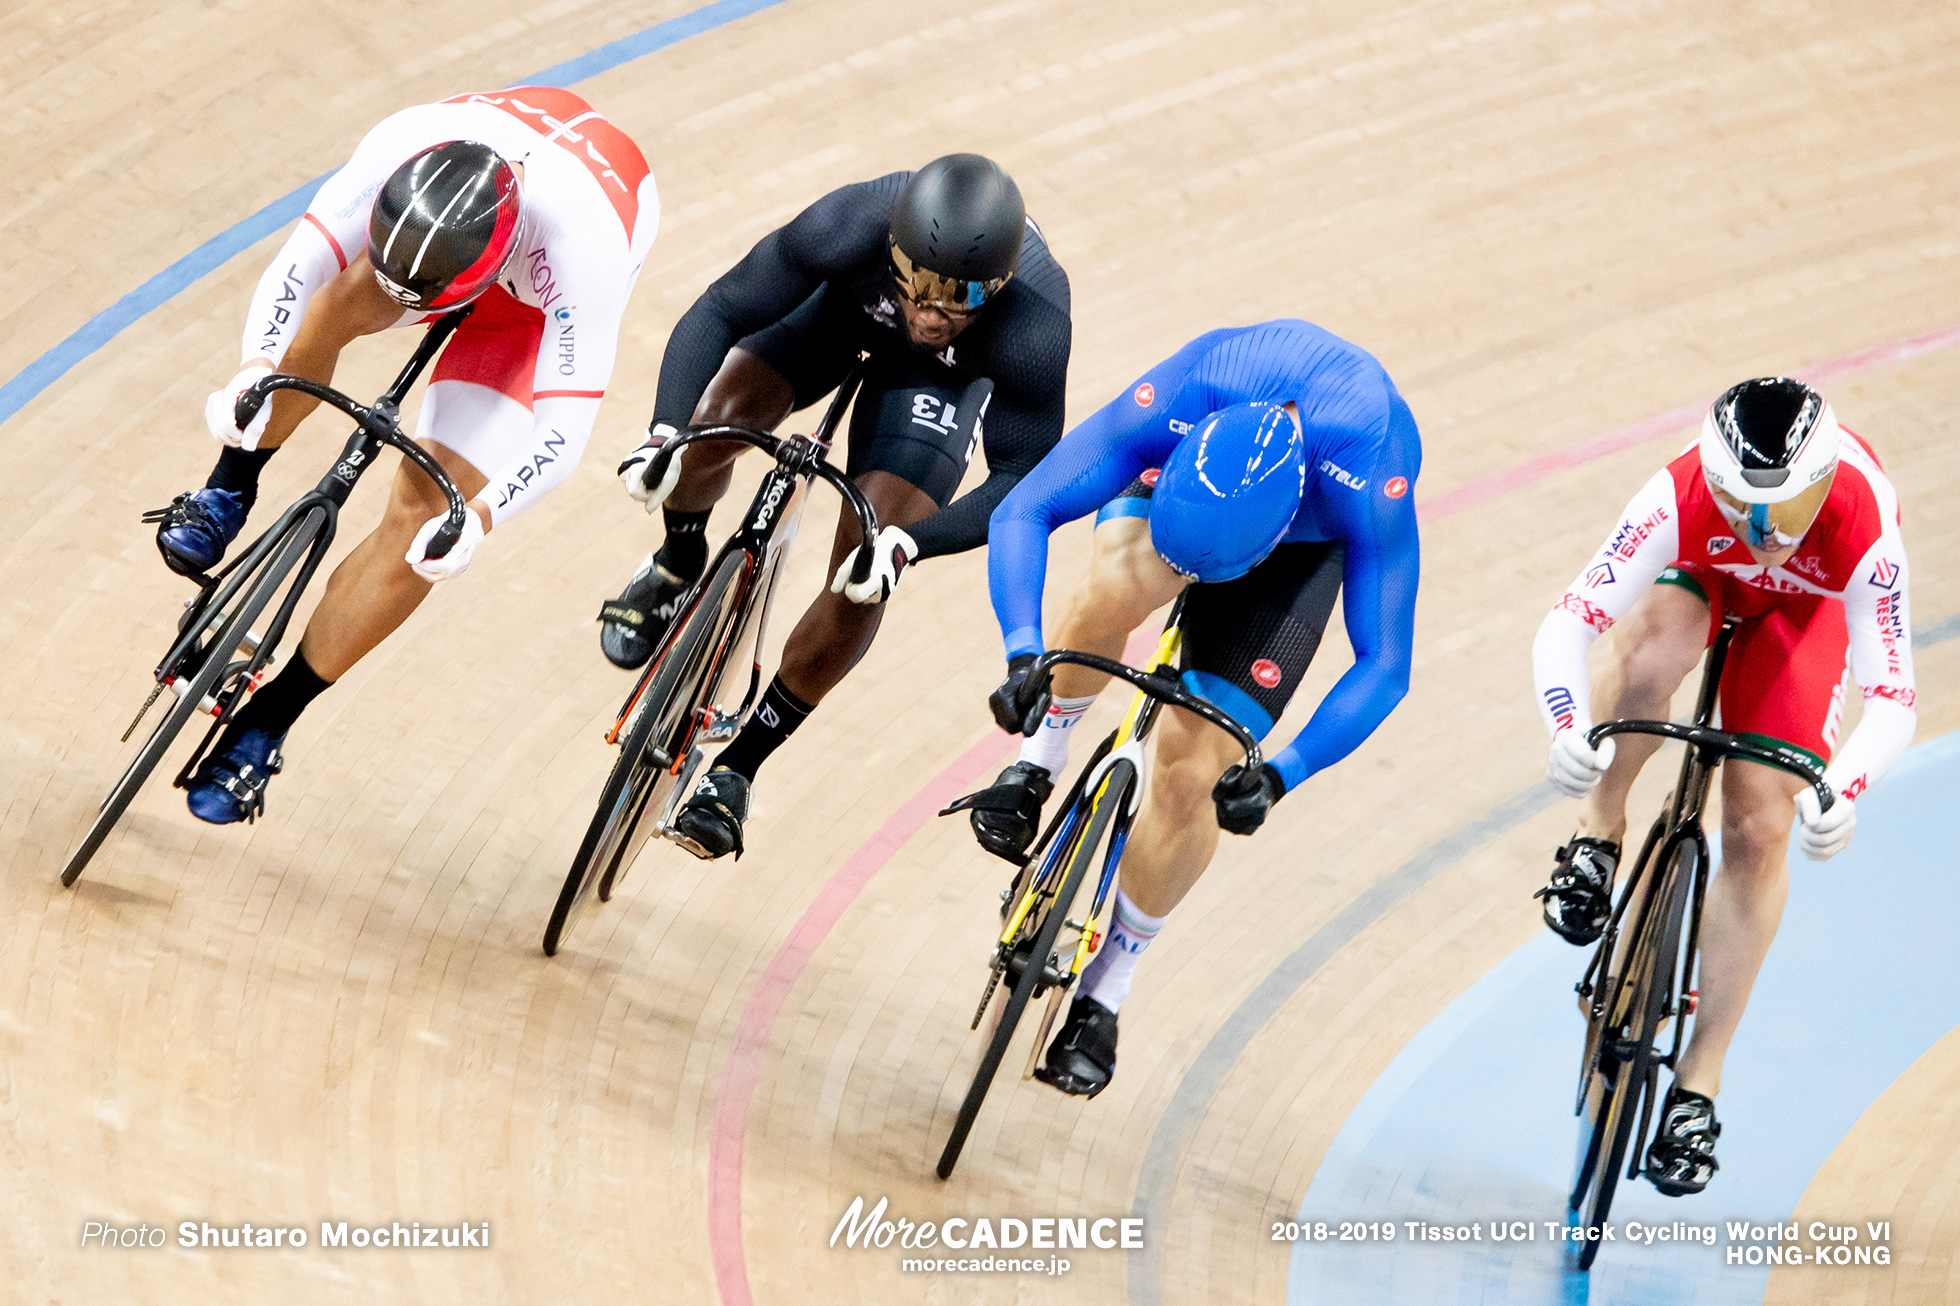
[
  {"left": 1213, "top": 762, "right": 1285, "bottom": 835},
  {"left": 989, "top": 654, "right": 1050, "bottom": 737}
]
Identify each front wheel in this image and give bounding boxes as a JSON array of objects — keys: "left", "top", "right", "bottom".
[
  {"left": 1569, "top": 836, "right": 1692, "bottom": 1270},
  {"left": 542, "top": 550, "right": 750, "bottom": 956},
  {"left": 935, "top": 758, "right": 1134, "bottom": 1180},
  {"left": 59, "top": 515, "right": 319, "bottom": 887}
]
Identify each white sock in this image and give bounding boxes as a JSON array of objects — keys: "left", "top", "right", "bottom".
[
  {"left": 1080, "top": 889, "right": 1168, "bottom": 1013},
  {"left": 1018, "top": 693, "right": 1097, "bottom": 775}
]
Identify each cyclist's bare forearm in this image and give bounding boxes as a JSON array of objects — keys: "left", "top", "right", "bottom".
[
  {"left": 256, "top": 256, "right": 403, "bottom": 450},
  {"left": 660, "top": 347, "right": 797, "bottom": 513},
  {"left": 1047, "top": 517, "right": 1184, "bottom": 700}
]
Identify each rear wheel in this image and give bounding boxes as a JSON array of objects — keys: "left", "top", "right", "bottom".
[
  {"left": 542, "top": 551, "right": 749, "bottom": 956},
  {"left": 60, "top": 515, "right": 319, "bottom": 887},
  {"left": 936, "top": 759, "right": 1133, "bottom": 1180}
]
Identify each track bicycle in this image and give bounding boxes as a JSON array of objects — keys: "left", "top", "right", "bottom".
[
  {"left": 58, "top": 312, "right": 476, "bottom": 887},
  {"left": 543, "top": 366, "right": 996, "bottom": 955},
  {"left": 933, "top": 604, "right": 1265, "bottom": 1178},
  {"left": 1564, "top": 613, "right": 1834, "bottom": 1270}
]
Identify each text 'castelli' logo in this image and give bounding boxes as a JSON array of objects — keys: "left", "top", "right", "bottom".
[
  {"left": 1383, "top": 476, "right": 1409, "bottom": 499},
  {"left": 1250, "top": 659, "right": 1283, "bottom": 689},
  {"left": 1140, "top": 468, "right": 1161, "bottom": 487},
  {"left": 1133, "top": 382, "right": 1155, "bottom": 406}
]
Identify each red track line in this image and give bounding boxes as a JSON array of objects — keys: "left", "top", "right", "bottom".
[
  {"left": 1418, "top": 318, "right": 1960, "bottom": 522},
  {"left": 707, "top": 730, "right": 1015, "bottom": 1303},
  {"left": 704, "top": 317, "right": 1960, "bottom": 1304}
]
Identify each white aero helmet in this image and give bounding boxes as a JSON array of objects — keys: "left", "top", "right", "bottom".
[{"left": 1698, "top": 377, "right": 1841, "bottom": 551}]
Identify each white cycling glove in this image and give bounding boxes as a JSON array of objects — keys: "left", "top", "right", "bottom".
[
  {"left": 830, "top": 525, "right": 918, "bottom": 604},
  {"left": 405, "top": 505, "right": 486, "bottom": 582},
  {"left": 205, "top": 363, "right": 275, "bottom": 449},
  {"left": 1547, "top": 730, "right": 1616, "bottom": 799},
  {"left": 1793, "top": 787, "right": 1856, "bottom": 861},
  {"left": 619, "top": 422, "right": 684, "bottom": 513}
]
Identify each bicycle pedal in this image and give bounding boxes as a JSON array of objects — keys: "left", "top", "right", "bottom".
[{"left": 665, "top": 829, "right": 717, "bottom": 861}]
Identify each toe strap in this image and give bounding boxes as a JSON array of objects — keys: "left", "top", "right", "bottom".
[
  {"left": 599, "top": 599, "right": 650, "bottom": 633},
  {"left": 197, "top": 746, "right": 282, "bottom": 823},
  {"left": 939, "top": 782, "right": 1032, "bottom": 818}
]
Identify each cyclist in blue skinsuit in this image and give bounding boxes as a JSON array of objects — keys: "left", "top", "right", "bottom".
[{"left": 971, "top": 319, "right": 1421, "bottom": 1097}]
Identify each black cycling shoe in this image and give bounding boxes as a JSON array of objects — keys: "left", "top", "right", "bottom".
[
  {"left": 599, "top": 552, "right": 695, "bottom": 671},
  {"left": 1533, "top": 835, "right": 1620, "bottom": 945},
  {"left": 1646, "top": 1085, "right": 1721, "bottom": 1196},
  {"left": 950, "top": 761, "right": 1053, "bottom": 863},
  {"left": 671, "top": 767, "right": 750, "bottom": 861},
  {"left": 1033, "top": 995, "right": 1119, "bottom": 1098}
]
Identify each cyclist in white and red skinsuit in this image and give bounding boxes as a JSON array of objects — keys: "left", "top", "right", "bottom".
[
  {"left": 1531, "top": 376, "right": 1915, "bottom": 1196},
  {"left": 156, "top": 88, "right": 657, "bottom": 826}
]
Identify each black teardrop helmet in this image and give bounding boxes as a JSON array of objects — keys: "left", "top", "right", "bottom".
[
  {"left": 367, "top": 140, "right": 524, "bottom": 312},
  {"left": 887, "top": 154, "right": 1025, "bottom": 315}
]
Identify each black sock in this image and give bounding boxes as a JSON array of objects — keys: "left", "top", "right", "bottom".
[
  {"left": 655, "top": 507, "right": 712, "bottom": 580},
  {"left": 713, "top": 675, "right": 815, "bottom": 781},
  {"left": 205, "top": 446, "right": 277, "bottom": 511},
  {"left": 229, "top": 648, "right": 333, "bottom": 740}
]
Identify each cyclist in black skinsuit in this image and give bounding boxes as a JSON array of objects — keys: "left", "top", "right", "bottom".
[{"left": 603, "top": 154, "right": 1072, "bottom": 860}]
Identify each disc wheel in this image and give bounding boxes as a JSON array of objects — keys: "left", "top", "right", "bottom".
[
  {"left": 935, "top": 758, "right": 1133, "bottom": 1180},
  {"left": 60, "top": 515, "right": 319, "bottom": 887},
  {"left": 542, "top": 550, "right": 748, "bottom": 956}
]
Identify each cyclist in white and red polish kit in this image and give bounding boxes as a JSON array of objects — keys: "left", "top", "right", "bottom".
[
  {"left": 147, "top": 88, "right": 658, "bottom": 825},
  {"left": 1530, "top": 377, "right": 1916, "bottom": 1196}
]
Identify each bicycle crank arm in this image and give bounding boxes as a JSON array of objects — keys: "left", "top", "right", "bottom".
[{"left": 656, "top": 746, "right": 706, "bottom": 840}]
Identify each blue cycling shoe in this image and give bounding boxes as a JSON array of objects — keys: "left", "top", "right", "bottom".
[
  {"left": 184, "top": 726, "right": 285, "bottom": 825},
  {"left": 144, "top": 488, "right": 248, "bottom": 576}
]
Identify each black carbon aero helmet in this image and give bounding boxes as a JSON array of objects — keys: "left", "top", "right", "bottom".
[
  {"left": 888, "top": 154, "right": 1026, "bottom": 316},
  {"left": 367, "top": 140, "right": 524, "bottom": 312},
  {"left": 1697, "top": 377, "right": 1842, "bottom": 550}
]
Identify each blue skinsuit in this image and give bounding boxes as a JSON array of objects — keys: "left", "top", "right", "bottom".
[{"left": 987, "top": 320, "right": 1422, "bottom": 793}]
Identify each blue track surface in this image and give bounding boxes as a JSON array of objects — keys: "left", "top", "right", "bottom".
[{"left": 1288, "top": 730, "right": 1960, "bottom": 1304}]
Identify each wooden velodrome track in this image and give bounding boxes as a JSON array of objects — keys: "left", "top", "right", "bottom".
[{"left": 3, "top": 0, "right": 1957, "bottom": 1302}]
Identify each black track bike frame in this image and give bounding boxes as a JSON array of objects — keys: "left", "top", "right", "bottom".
[
  {"left": 1567, "top": 613, "right": 1834, "bottom": 1262},
  {"left": 161, "top": 311, "right": 473, "bottom": 774},
  {"left": 62, "top": 311, "right": 472, "bottom": 886},
  {"left": 609, "top": 363, "right": 880, "bottom": 745}
]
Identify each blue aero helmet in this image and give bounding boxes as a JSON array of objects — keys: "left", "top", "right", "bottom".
[{"left": 1149, "top": 402, "right": 1306, "bottom": 583}]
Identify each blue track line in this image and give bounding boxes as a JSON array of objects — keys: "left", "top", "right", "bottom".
[{"left": 0, "top": 0, "right": 791, "bottom": 431}]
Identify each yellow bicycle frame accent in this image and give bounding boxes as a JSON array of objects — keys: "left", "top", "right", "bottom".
[{"left": 995, "top": 621, "right": 1186, "bottom": 981}]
